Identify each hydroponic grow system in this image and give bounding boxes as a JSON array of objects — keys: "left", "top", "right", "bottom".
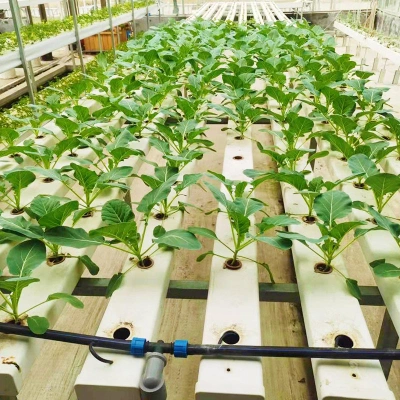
[{"left": 0, "top": 1, "right": 400, "bottom": 400}]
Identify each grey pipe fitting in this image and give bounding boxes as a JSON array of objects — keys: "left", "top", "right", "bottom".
[{"left": 139, "top": 352, "right": 167, "bottom": 400}]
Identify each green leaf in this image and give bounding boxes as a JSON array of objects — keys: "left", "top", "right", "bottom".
[
  {"left": 153, "top": 225, "right": 166, "bottom": 238},
  {"left": 289, "top": 116, "right": 314, "bottom": 135},
  {"left": 330, "top": 115, "right": 357, "bottom": 135},
  {"left": 91, "top": 222, "right": 138, "bottom": 244},
  {"left": 101, "top": 199, "right": 134, "bottom": 224},
  {"left": 346, "top": 278, "right": 361, "bottom": 300},
  {"left": 0, "top": 276, "right": 39, "bottom": 294},
  {"left": 38, "top": 201, "right": 79, "bottom": 228},
  {"left": 330, "top": 221, "right": 366, "bottom": 241},
  {"left": 98, "top": 166, "right": 133, "bottom": 183},
  {"left": 367, "top": 206, "right": 400, "bottom": 238},
  {"left": 196, "top": 251, "right": 214, "bottom": 262},
  {"left": 253, "top": 235, "right": 293, "bottom": 250},
  {"left": 29, "top": 196, "right": 61, "bottom": 219},
  {"left": 188, "top": 227, "right": 218, "bottom": 240},
  {"left": 47, "top": 292, "right": 84, "bottom": 308},
  {"left": 175, "top": 173, "right": 202, "bottom": 192},
  {"left": 44, "top": 227, "right": 104, "bottom": 248},
  {"left": 257, "top": 215, "right": 300, "bottom": 232},
  {"left": 0, "top": 216, "right": 43, "bottom": 239},
  {"left": 348, "top": 154, "right": 379, "bottom": 178},
  {"left": 79, "top": 255, "right": 100, "bottom": 275},
  {"left": 230, "top": 197, "right": 264, "bottom": 217},
  {"left": 372, "top": 262, "right": 400, "bottom": 277},
  {"left": 7, "top": 239, "right": 46, "bottom": 276},
  {"left": 27, "top": 316, "right": 49, "bottom": 334},
  {"left": 4, "top": 170, "right": 36, "bottom": 192},
  {"left": 277, "top": 231, "right": 327, "bottom": 244},
  {"left": 154, "top": 229, "right": 202, "bottom": 250},
  {"left": 71, "top": 164, "right": 98, "bottom": 192},
  {"left": 314, "top": 191, "right": 352, "bottom": 225},
  {"left": 55, "top": 118, "right": 79, "bottom": 135},
  {"left": 106, "top": 273, "right": 124, "bottom": 298},
  {"left": 332, "top": 95, "right": 356, "bottom": 115},
  {"left": 204, "top": 181, "right": 229, "bottom": 208},
  {"left": 322, "top": 133, "right": 354, "bottom": 159},
  {"left": 365, "top": 173, "right": 400, "bottom": 200}
]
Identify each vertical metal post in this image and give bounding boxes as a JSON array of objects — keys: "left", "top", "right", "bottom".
[
  {"left": 377, "top": 309, "right": 399, "bottom": 380},
  {"left": 9, "top": 0, "right": 36, "bottom": 104},
  {"left": 392, "top": 67, "right": 400, "bottom": 85},
  {"left": 146, "top": 0, "right": 149, "bottom": 29},
  {"left": 131, "top": 0, "right": 136, "bottom": 39},
  {"left": 106, "top": 0, "right": 116, "bottom": 56},
  {"left": 69, "top": 0, "right": 85, "bottom": 73},
  {"left": 94, "top": 0, "right": 103, "bottom": 52},
  {"left": 181, "top": 0, "right": 185, "bottom": 15},
  {"left": 378, "top": 58, "right": 388, "bottom": 83},
  {"left": 372, "top": 55, "right": 380, "bottom": 71}
]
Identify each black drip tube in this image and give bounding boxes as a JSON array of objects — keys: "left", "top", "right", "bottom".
[{"left": 0, "top": 323, "right": 399, "bottom": 360}]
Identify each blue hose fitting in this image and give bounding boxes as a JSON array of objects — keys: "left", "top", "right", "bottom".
[
  {"left": 173, "top": 340, "right": 188, "bottom": 358},
  {"left": 131, "top": 337, "right": 146, "bottom": 357}
]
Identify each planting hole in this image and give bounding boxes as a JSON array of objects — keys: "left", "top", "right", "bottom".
[
  {"left": 353, "top": 182, "right": 365, "bottom": 189},
  {"left": 352, "top": 373, "right": 357, "bottom": 378},
  {"left": 220, "top": 330, "right": 240, "bottom": 345},
  {"left": 138, "top": 257, "right": 154, "bottom": 269},
  {"left": 234, "top": 136, "right": 244, "bottom": 140},
  {"left": 11, "top": 208, "right": 24, "bottom": 215},
  {"left": 173, "top": 181, "right": 182, "bottom": 186},
  {"left": 9, "top": 153, "right": 20, "bottom": 159},
  {"left": 43, "top": 177, "right": 54, "bottom": 183},
  {"left": 314, "top": 263, "right": 333, "bottom": 274},
  {"left": 113, "top": 327, "right": 131, "bottom": 340},
  {"left": 82, "top": 211, "right": 94, "bottom": 218},
  {"left": 68, "top": 153, "right": 78, "bottom": 158},
  {"left": 47, "top": 255, "right": 66, "bottom": 266},
  {"left": 36, "top": 135, "right": 45, "bottom": 139},
  {"left": 224, "top": 258, "right": 242, "bottom": 270},
  {"left": 233, "top": 155, "right": 243, "bottom": 160},
  {"left": 334, "top": 334, "right": 354, "bottom": 349},
  {"left": 302, "top": 215, "right": 316, "bottom": 224},
  {"left": 322, "top": 120, "right": 329, "bottom": 125},
  {"left": 340, "top": 157, "right": 347, "bottom": 162},
  {"left": 367, "top": 218, "right": 377, "bottom": 225},
  {"left": 227, "top": 368, "right": 231, "bottom": 372},
  {"left": 382, "top": 136, "right": 391, "bottom": 140},
  {"left": 154, "top": 213, "right": 168, "bottom": 220}
]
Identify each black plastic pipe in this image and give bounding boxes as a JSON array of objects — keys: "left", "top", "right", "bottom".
[{"left": 0, "top": 323, "right": 400, "bottom": 360}]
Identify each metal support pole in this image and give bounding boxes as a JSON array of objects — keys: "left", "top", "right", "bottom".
[
  {"left": 377, "top": 309, "right": 399, "bottom": 379},
  {"left": 69, "top": 0, "right": 86, "bottom": 73},
  {"left": 392, "top": 67, "right": 400, "bottom": 85},
  {"left": 181, "top": 0, "right": 185, "bottom": 15},
  {"left": 372, "top": 55, "right": 380, "bottom": 71},
  {"left": 146, "top": 0, "right": 149, "bottom": 29},
  {"left": 94, "top": 0, "right": 103, "bottom": 52},
  {"left": 131, "top": 0, "right": 136, "bottom": 39},
  {"left": 107, "top": 0, "right": 116, "bottom": 56},
  {"left": 9, "top": 0, "right": 36, "bottom": 104},
  {"left": 378, "top": 58, "right": 388, "bottom": 83}
]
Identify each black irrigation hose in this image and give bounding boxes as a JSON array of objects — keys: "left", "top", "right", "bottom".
[{"left": 0, "top": 323, "right": 400, "bottom": 360}]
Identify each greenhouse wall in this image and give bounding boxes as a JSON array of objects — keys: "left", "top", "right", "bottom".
[{"left": 376, "top": 0, "right": 400, "bottom": 37}]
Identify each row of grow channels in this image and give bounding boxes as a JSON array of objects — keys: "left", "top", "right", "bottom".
[{"left": 0, "top": 18, "right": 398, "bottom": 397}]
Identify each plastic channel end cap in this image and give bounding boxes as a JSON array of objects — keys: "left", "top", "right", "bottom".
[
  {"left": 174, "top": 340, "right": 188, "bottom": 358},
  {"left": 131, "top": 337, "right": 146, "bottom": 357}
]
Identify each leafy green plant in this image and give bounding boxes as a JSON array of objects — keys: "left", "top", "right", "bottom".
[
  {"left": 278, "top": 190, "right": 369, "bottom": 298},
  {"left": 190, "top": 172, "right": 297, "bottom": 282}
]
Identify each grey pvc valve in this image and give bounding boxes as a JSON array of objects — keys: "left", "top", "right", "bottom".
[{"left": 139, "top": 352, "right": 167, "bottom": 400}]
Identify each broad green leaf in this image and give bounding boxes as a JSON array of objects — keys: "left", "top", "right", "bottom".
[
  {"left": 277, "top": 231, "right": 327, "bottom": 243},
  {"left": 79, "top": 255, "right": 100, "bottom": 275},
  {"left": 367, "top": 206, "right": 400, "bottom": 239},
  {"left": 348, "top": 154, "right": 379, "bottom": 178},
  {"left": 25, "top": 167, "right": 67, "bottom": 183},
  {"left": 47, "top": 292, "right": 84, "bottom": 308},
  {"left": 289, "top": 116, "right": 314, "bottom": 135},
  {"left": 38, "top": 201, "right": 79, "bottom": 228},
  {"left": 44, "top": 227, "right": 104, "bottom": 248},
  {"left": 71, "top": 164, "right": 98, "bottom": 192},
  {"left": 365, "top": 173, "right": 400, "bottom": 199},
  {"left": 55, "top": 118, "right": 79, "bottom": 135},
  {"left": 90, "top": 222, "right": 138, "bottom": 244},
  {"left": 7, "top": 239, "right": 46, "bottom": 276},
  {"left": 154, "top": 229, "right": 201, "bottom": 250},
  {"left": 362, "top": 88, "right": 386, "bottom": 104},
  {"left": 0, "top": 216, "right": 43, "bottom": 239},
  {"left": 188, "top": 227, "right": 218, "bottom": 240},
  {"left": 231, "top": 197, "right": 264, "bottom": 217},
  {"left": 230, "top": 211, "right": 250, "bottom": 235},
  {"left": 346, "top": 278, "right": 361, "bottom": 300},
  {"left": 322, "top": 133, "right": 354, "bottom": 159},
  {"left": 106, "top": 273, "right": 124, "bottom": 298},
  {"left": 257, "top": 215, "right": 300, "bottom": 233},
  {"left": 4, "top": 170, "right": 36, "bottom": 192},
  {"left": 314, "top": 191, "right": 352, "bottom": 225},
  {"left": 196, "top": 251, "right": 214, "bottom": 262},
  {"left": 29, "top": 196, "right": 61, "bottom": 219},
  {"left": 332, "top": 96, "right": 356, "bottom": 116},
  {"left": 204, "top": 181, "right": 229, "bottom": 208},
  {"left": 253, "top": 235, "right": 292, "bottom": 250},
  {"left": 27, "top": 316, "right": 49, "bottom": 334},
  {"left": 372, "top": 262, "right": 400, "bottom": 277},
  {"left": 175, "top": 173, "right": 202, "bottom": 192},
  {"left": 330, "top": 115, "right": 357, "bottom": 135},
  {"left": 101, "top": 199, "right": 134, "bottom": 224},
  {"left": 153, "top": 225, "right": 166, "bottom": 238},
  {"left": 330, "top": 221, "right": 366, "bottom": 241},
  {"left": 0, "top": 276, "right": 39, "bottom": 294},
  {"left": 98, "top": 166, "right": 133, "bottom": 183}
]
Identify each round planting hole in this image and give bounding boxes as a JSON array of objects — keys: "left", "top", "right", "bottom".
[
  {"left": 47, "top": 255, "right": 66, "bottom": 266},
  {"left": 9, "top": 153, "right": 21, "bottom": 159},
  {"left": 154, "top": 213, "right": 168, "bottom": 220},
  {"left": 220, "top": 330, "right": 240, "bottom": 345},
  {"left": 382, "top": 136, "right": 391, "bottom": 141},
  {"left": 334, "top": 334, "right": 354, "bottom": 349},
  {"left": 340, "top": 157, "right": 347, "bottom": 162},
  {"left": 353, "top": 182, "right": 365, "bottom": 189},
  {"left": 224, "top": 258, "right": 242, "bottom": 270},
  {"left": 367, "top": 217, "right": 377, "bottom": 225},
  {"left": 302, "top": 215, "right": 316, "bottom": 224},
  {"left": 82, "top": 211, "right": 94, "bottom": 218},
  {"left": 322, "top": 120, "right": 329, "bottom": 125},
  {"left": 233, "top": 155, "right": 243, "bottom": 160},
  {"left": 174, "top": 181, "right": 182, "bottom": 186},
  {"left": 43, "top": 177, "right": 54, "bottom": 183},
  {"left": 113, "top": 327, "right": 131, "bottom": 340},
  {"left": 138, "top": 257, "right": 154, "bottom": 269},
  {"left": 36, "top": 135, "right": 45, "bottom": 139},
  {"left": 135, "top": 135, "right": 143, "bottom": 139},
  {"left": 352, "top": 373, "right": 357, "bottom": 378},
  {"left": 11, "top": 208, "right": 24, "bottom": 215},
  {"left": 68, "top": 153, "right": 78, "bottom": 158},
  {"left": 227, "top": 368, "right": 231, "bottom": 372},
  {"left": 234, "top": 136, "right": 245, "bottom": 140},
  {"left": 314, "top": 263, "right": 333, "bottom": 274}
]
